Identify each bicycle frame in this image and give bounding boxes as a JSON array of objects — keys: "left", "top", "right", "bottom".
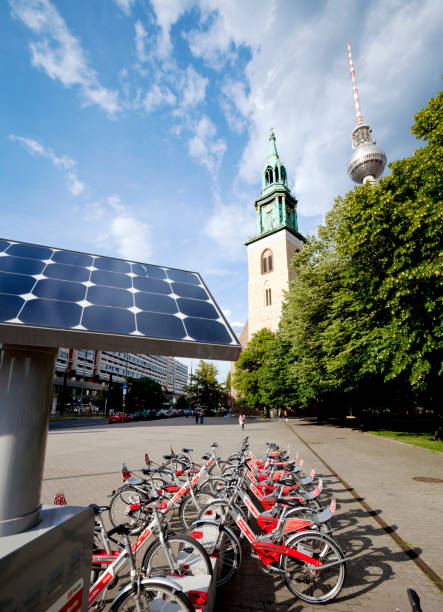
[{"left": 231, "top": 504, "right": 342, "bottom": 571}]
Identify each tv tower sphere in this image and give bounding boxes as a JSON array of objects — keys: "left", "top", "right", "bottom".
[
  {"left": 347, "top": 124, "right": 387, "bottom": 184},
  {"left": 346, "top": 42, "right": 386, "bottom": 184}
]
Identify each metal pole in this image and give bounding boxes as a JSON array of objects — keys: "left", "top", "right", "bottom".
[{"left": 0, "top": 345, "right": 57, "bottom": 535}]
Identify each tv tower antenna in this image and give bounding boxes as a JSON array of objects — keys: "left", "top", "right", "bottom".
[{"left": 346, "top": 41, "right": 386, "bottom": 184}]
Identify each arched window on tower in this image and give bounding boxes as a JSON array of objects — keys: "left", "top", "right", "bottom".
[
  {"left": 275, "top": 166, "right": 279, "bottom": 182},
  {"left": 280, "top": 166, "right": 286, "bottom": 183},
  {"left": 265, "top": 287, "right": 272, "bottom": 306},
  {"left": 261, "top": 249, "right": 273, "bottom": 274},
  {"left": 265, "top": 166, "right": 273, "bottom": 185}
]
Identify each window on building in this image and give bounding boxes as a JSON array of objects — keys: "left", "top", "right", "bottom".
[
  {"left": 265, "top": 288, "right": 272, "bottom": 306},
  {"left": 261, "top": 249, "right": 273, "bottom": 274}
]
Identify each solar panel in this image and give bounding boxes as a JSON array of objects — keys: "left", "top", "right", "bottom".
[{"left": 0, "top": 239, "right": 242, "bottom": 360}]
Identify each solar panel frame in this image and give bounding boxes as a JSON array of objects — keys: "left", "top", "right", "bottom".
[{"left": 0, "top": 238, "right": 242, "bottom": 361}]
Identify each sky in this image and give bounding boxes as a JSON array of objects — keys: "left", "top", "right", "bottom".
[{"left": 1, "top": 0, "right": 442, "bottom": 382}]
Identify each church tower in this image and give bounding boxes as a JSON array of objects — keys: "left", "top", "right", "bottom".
[{"left": 244, "top": 131, "right": 304, "bottom": 340}]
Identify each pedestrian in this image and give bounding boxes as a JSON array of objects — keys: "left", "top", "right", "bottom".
[
  {"left": 185, "top": 408, "right": 189, "bottom": 418},
  {"left": 284, "top": 409, "right": 288, "bottom": 422},
  {"left": 277, "top": 408, "right": 281, "bottom": 421},
  {"left": 239, "top": 413, "right": 246, "bottom": 431},
  {"left": 200, "top": 409, "right": 204, "bottom": 425},
  {"left": 195, "top": 410, "right": 199, "bottom": 424}
]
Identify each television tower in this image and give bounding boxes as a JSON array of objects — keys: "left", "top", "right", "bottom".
[{"left": 347, "top": 41, "right": 386, "bottom": 184}]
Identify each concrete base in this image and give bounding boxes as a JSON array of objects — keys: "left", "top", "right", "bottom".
[{"left": 0, "top": 505, "right": 94, "bottom": 612}]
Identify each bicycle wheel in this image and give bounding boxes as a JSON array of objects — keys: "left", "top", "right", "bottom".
[
  {"left": 178, "top": 491, "right": 216, "bottom": 530},
  {"left": 198, "top": 476, "right": 227, "bottom": 496},
  {"left": 142, "top": 533, "right": 212, "bottom": 578},
  {"left": 110, "top": 579, "right": 194, "bottom": 611},
  {"left": 109, "top": 486, "right": 151, "bottom": 530},
  {"left": 208, "top": 459, "right": 230, "bottom": 477},
  {"left": 280, "top": 531, "right": 346, "bottom": 604},
  {"left": 188, "top": 521, "right": 241, "bottom": 587}
]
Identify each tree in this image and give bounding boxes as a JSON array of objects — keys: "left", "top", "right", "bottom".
[
  {"left": 107, "top": 383, "right": 123, "bottom": 412},
  {"left": 175, "top": 395, "right": 189, "bottom": 412},
  {"left": 233, "top": 328, "right": 275, "bottom": 414},
  {"left": 259, "top": 333, "right": 299, "bottom": 412},
  {"left": 279, "top": 88, "right": 442, "bottom": 427},
  {"left": 186, "top": 361, "right": 224, "bottom": 414},
  {"left": 125, "top": 377, "right": 165, "bottom": 412},
  {"left": 333, "top": 89, "right": 442, "bottom": 417}
]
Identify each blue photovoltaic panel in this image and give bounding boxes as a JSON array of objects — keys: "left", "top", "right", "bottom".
[{"left": 0, "top": 239, "right": 241, "bottom": 360}]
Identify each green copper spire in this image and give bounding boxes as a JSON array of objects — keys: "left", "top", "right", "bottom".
[
  {"left": 244, "top": 129, "right": 303, "bottom": 246},
  {"left": 267, "top": 129, "right": 279, "bottom": 163},
  {"left": 262, "top": 130, "right": 288, "bottom": 192}
]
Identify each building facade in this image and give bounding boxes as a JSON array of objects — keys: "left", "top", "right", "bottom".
[
  {"left": 243, "top": 130, "right": 304, "bottom": 342},
  {"left": 53, "top": 348, "right": 188, "bottom": 409}
]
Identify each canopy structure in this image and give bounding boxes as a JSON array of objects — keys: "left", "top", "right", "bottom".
[{"left": 0, "top": 238, "right": 241, "bottom": 360}]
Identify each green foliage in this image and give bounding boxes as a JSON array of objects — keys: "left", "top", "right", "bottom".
[
  {"left": 225, "top": 371, "right": 232, "bottom": 393},
  {"left": 125, "top": 377, "right": 165, "bottom": 412},
  {"left": 259, "top": 334, "right": 299, "bottom": 410},
  {"left": 186, "top": 360, "right": 224, "bottom": 413},
  {"left": 107, "top": 383, "right": 123, "bottom": 412},
  {"left": 233, "top": 328, "right": 275, "bottom": 412},
  {"left": 175, "top": 395, "right": 189, "bottom": 411}
]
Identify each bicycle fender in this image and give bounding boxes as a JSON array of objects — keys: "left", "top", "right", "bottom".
[{"left": 109, "top": 577, "right": 184, "bottom": 610}]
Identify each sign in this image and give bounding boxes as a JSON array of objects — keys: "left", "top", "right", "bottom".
[
  {"left": 123, "top": 383, "right": 127, "bottom": 390},
  {"left": 47, "top": 578, "right": 83, "bottom": 612}
]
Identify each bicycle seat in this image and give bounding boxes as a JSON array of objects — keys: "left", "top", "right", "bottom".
[
  {"left": 201, "top": 454, "right": 210, "bottom": 460},
  {"left": 108, "top": 523, "right": 132, "bottom": 537},
  {"left": 89, "top": 503, "right": 110, "bottom": 514},
  {"left": 181, "top": 448, "right": 193, "bottom": 453},
  {"left": 275, "top": 497, "right": 303, "bottom": 508},
  {"left": 210, "top": 442, "right": 218, "bottom": 448},
  {"left": 141, "top": 467, "right": 168, "bottom": 475},
  {"left": 163, "top": 454, "right": 175, "bottom": 460}
]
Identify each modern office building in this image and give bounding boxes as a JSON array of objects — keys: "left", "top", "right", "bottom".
[{"left": 53, "top": 348, "right": 188, "bottom": 409}]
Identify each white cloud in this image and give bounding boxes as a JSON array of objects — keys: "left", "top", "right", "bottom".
[
  {"left": 9, "top": 134, "right": 85, "bottom": 196},
  {"left": 134, "top": 20, "right": 149, "bottom": 63},
  {"left": 150, "top": 0, "right": 196, "bottom": 57},
  {"left": 143, "top": 84, "right": 176, "bottom": 112},
  {"left": 181, "top": 65, "right": 208, "bottom": 108},
  {"left": 114, "top": 0, "right": 134, "bottom": 16},
  {"left": 188, "top": 115, "right": 226, "bottom": 174},
  {"left": 9, "top": 0, "right": 120, "bottom": 115},
  {"left": 222, "top": 309, "right": 244, "bottom": 329},
  {"left": 204, "top": 202, "right": 255, "bottom": 259},
  {"left": 97, "top": 196, "right": 153, "bottom": 261}
]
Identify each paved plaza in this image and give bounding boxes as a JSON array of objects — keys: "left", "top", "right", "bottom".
[{"left": 42, "top": 417, "right": 443, "bottom": 611}]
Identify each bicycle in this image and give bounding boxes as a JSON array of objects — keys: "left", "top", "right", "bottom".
[
  {"left": 89, "top": 500, "right": 211, "bottom": 610},
  {"left": 109, "top": 457, "right": 218, "bottom": 533}
]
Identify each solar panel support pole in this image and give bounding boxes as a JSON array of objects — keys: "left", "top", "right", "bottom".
[{"left": 0, "top": 344, "right": 57, "bottom": 536}]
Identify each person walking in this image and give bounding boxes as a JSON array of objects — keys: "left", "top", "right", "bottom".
[
  {"left": 284, "top": 409, "right": 288, "bottom": 422},
  {"left": 194, "top": 409, "right": 199, "bottom": 424},
  {"left": 199, "top": 409, "right": 204, "bottom": 425},
  {"left": 239, "top": 413, "right": 246, "bottom": 431}
]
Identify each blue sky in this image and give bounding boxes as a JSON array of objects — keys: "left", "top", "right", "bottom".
[{"left": 1, "top": 0, "right": 442, "bottom": 381}]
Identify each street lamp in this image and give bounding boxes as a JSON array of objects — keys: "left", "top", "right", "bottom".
[{"left": 122, "top": 352, "right": 128, "bottom": 422}]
